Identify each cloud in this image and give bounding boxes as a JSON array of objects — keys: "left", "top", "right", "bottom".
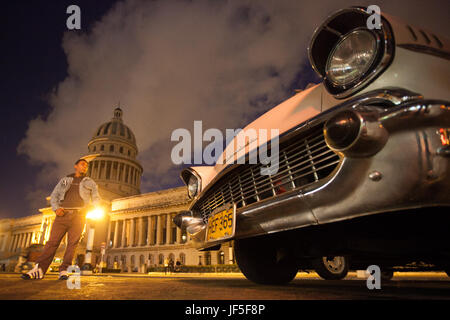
[
  {"left": 17, "top": 0, "right": 450, "bottom": 204},
  {"left": 24, "top": 189, "right": 49, "bottom": 214}
]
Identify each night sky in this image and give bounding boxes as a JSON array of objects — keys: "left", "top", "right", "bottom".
[
  {"left": 1, "top": 1, "right": 119, "bottom": 218},
  {"left": 1, "top": 0, "right": 449, "bottom": 219}
]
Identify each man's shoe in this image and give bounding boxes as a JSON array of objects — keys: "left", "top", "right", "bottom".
[
  {"left": 21, "top": 264, "right": 44, "bottom": 280},
  {"left": 58, "top": 270, "right": 69, "bottom": 280}
]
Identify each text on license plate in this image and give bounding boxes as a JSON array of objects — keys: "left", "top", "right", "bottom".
[{"left": 206, "top": 207, "right": 234, "bottom": 241}]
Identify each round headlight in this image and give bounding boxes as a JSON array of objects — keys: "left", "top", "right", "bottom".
[
  {"left": 326, "top": 29, "right": 378, "bottom": 86},
  {"left": 187, "top": 175, "right": 199, "bottom": 198}
]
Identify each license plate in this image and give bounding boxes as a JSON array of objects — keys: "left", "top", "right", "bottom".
[{"left": 206, "top": 204, "right": 235, "bottom": 242}]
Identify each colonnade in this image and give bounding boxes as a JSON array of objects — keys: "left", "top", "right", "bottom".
[
  {"left": 107, "top": 213, "right": 186, "bottom": 249},
  {"left": 88, "top": 159, "right": 141, "bottom": 188},
  {"left": 8, "top": 231, "right": 36, "bottom": 252}
]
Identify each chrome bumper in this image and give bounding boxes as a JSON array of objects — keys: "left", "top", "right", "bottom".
[{"left": 175, "top": 99, "right": 450, "bottom": 250}]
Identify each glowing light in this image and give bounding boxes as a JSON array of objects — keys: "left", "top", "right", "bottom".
[
  {"left": 86, "top": 207, "right": 105, "bottom": 220},
  {"left": 439, "top": 128, "right": 449, "bottom": 146}
]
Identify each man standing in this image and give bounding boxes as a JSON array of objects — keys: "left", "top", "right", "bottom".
[{"left": 22, "top": 158, "right": 101, "bottom": 280}]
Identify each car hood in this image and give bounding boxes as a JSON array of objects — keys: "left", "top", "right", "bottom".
[{"left": 191, "top": 83, "right": 324, "bottom": 193}]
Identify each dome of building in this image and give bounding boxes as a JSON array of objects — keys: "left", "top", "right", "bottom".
[
  {"left": 92, "top": 107, "right": 136, "bottom": 145},
  {"left": 82, "top": 106, "right": 142, "bottom": 200}
]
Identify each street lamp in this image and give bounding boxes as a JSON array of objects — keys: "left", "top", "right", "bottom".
[{"left": 81, "top": 207, "right": 105, "bottom": 275}]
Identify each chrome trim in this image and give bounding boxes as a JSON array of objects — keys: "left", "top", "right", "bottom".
[
  {"left": 180, "top": 168, "right": 202, "bottom": 200},
  {"left": 173, "top": 210, "right": 201, "bottom": 229},
  {"left": 172, "top": 210, "right": 206, "bottom": 243},
  {"left": 324, "top": 108, "right": 389, "bottom": 157},
  {"left": 397, "top": 44, "right": 450, "bottom": 60},
  {"left": 368, "top": 171, "right": 383, "bottom": 181},
  {"left": 187, "top": 223, "right": 206, "bottom": 242},
  {"left": 340, "top": 87, "right": 422, "bottom": 106}
]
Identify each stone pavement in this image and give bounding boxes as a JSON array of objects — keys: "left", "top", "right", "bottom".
[
  {"left": 0, "top": 271, "right": 449, "bottom": 301},
  {"left": 1, "top": 271, "right": 449, "bottom": 320}
]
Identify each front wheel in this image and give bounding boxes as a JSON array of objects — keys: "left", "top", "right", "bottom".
[
  {"left": 234, "top": 237, "right": 298, "bottom": 285},
  {"left": 311, "top": 256, "right": 349, "bottom": 280}
]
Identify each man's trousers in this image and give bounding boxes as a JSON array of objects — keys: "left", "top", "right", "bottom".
[{"left": 35, "top": 209, "right": 86, "bottom": 274}]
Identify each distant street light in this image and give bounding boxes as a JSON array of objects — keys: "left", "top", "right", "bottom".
[
  {"left": 81, "top": 207, "right": 105, "bottom": 275},
  {"left": 86, "top": 207, "right": 105, "bottom": 220}
]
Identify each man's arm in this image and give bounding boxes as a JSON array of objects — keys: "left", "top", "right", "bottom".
[
  {"left": 50, "top": 179, "right": 64, "bottom": 212},
  {"left": 89, "top": 179, "right": 101, "bottom": 206}
]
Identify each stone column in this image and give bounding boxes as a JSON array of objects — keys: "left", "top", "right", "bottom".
[
  {"left": 18, "top": 233, "right": 24, "bottom": 250},
  {"left": 13, "top": 234, "right": 19, "bottom": 251},
  {"left": 15, "top": 234, "right": 21, "bottom": 250},
  {"left": 166, "top": 214, "right": 172, "bottom": 244},
  {"left": 124, "top": 165, "right": 129, "bottom": 184},
  {"left": 21, "top": 233, "right": 26, "bottom": 249},
  {"left": 149, "top": 216, "right": 153, "bottom": 245},
  {"left": 120, "top": 163, "right": 125, "bottom": 182},
  {"left": 101, "top": 160, "right": 107, "bottom": 180},
  {"left": 18, "top": 233, "right": 23, "bottom": 250},
  {"left": 137, "top": 170, "right": 141, "bottom": 189},
  {"left": 9, "top": 234, "right": 16, "bottom": 252},
  {"left": 90, "top": 161, "right": 96, "bottom": 179},
  {"left": 9, "top": 235, "right": 14, "bottom": 252},
  {"left": 38, "top": 219, "right": 46, "bottom": 244},
  {"left": 156, "top": 215, "right": 162, "bottom": 245},
  {"left": 45, "top": 219, "right": 53, "bottom": 243},
  {"left": 228, "top": 245, "right": 234, "bottom": 264},
  {"left": 130, "top": 218, "right": 136, "bottom": 247},
  {"left": 121, "top": 219, "right": 127, "bottom": 247},
  {"left": 26, "top": 233, "right": 31, "bottom": 247},
  {"left": 25, "top": 233, "right": 31, "bottom": 247},
  {"left": 1, "top": 233, "right": 9, "bottom": 251},
  {"left": 117, "top": 161, "right": 122, "bottom": 181},
  {"left": 138, "top": 217, "right": 144, "bottom": 246},
  {"left": 113, "top": 220, "right": 119, "bottom": 248},
  {"left": 106, "top": 221, "right": 112, "bottom": 247},
  {"left": 117, "top": 162, "right": 122, "bottom": 181},
  {"left": 15, "top": 234, "right": 20, "bottom": 251}
]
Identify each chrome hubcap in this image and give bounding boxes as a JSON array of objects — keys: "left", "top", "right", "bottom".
[{"left": 322, "top": 256, "right": 346, "bottom": 274}]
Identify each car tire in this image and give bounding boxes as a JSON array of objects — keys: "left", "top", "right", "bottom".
[
  {"left": 312, "top": 256, "right": 349, "bottom": 280},
  {"left": 234, "top": 237, "right": 298, "bottom": 285}
]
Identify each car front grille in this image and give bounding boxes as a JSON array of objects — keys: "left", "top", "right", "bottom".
[{"left": 194, "top": 125, "right": 341, "bottom": 223}]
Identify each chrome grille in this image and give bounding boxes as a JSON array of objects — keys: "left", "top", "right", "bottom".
[{"left": 195, "top": 126, "right": 340, "bottom": 223}]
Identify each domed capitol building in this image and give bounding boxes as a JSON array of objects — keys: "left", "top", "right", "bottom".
[
  {"left": 84, "top": 106, "right": 143, "bottom": 200},
  {"left": 0, "top": 107, "right": 235, "bottom": 272}
]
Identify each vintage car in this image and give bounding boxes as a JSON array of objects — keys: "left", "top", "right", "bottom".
[{"left": 173, "top": 6, "right": 450, "bottom": 284}]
